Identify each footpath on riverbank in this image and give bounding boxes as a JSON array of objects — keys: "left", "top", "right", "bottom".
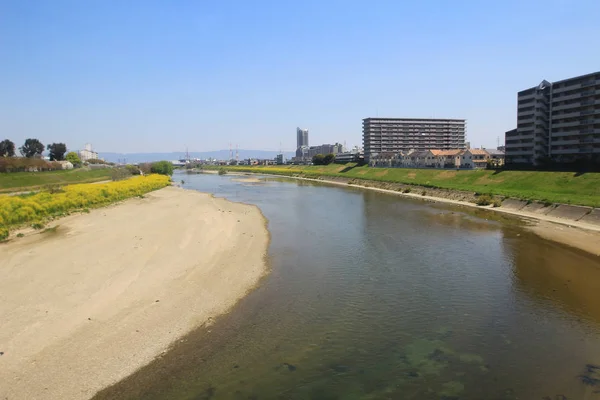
[{"left": 0, "top": 186, "right": 269, "bottom": 400}]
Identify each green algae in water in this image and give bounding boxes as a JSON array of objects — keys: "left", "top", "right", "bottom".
[
  {"left": 405, "top": 339, "right": 453, "bottom": 376},
  {"left": 459, "top": 353, "right": 484, "bottom": 364},
  {"left": 439, "top": 380, "right": 465, "bottom": 397}
]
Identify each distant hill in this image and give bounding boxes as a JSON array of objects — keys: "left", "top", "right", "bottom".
[{"left": 99, "top": 150, "right": 295, "bottom": 163}]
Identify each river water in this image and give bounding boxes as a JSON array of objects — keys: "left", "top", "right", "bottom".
[{"left": 95, "top": 172, "right": 600, "bottom": 400}]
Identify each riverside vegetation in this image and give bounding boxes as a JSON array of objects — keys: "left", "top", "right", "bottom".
[
  {"left": 0, "top": 174, "right": 170, "bottom": 240},
  {"left": 214, "top": 164, "right": 600, "bottom": 208},
  {"left": 0, "top": 169, "right": 113, "bottom": 193}
]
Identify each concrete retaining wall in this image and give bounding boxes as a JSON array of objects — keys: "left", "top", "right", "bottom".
[
  {"left": 547, "top": 204, "right": 593, "bottom": 221},
  {"left": 521, "top": 202, "right": 554, "bottom": 215},
  {"left": 580, "top": 208, "right": 600, "bottom": 226},
  {"left": 500, "top": 199, "right": 527, "bottom": 211}
]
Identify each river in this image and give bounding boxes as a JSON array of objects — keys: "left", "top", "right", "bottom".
[{"left": 95, "top": 172, "right": 600, "bottom": 400}]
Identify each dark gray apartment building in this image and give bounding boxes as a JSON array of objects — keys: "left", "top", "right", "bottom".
[
  {"left": 505, "top": 71, "right": 600, "bottom": 166},
  {"left": 362, "top": 118, "right": 466, "bottom": 162}
]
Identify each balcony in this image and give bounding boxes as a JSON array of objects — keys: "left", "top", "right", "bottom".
[
  {"left": 551, "top": 120, "right": 580, "bottom": 129},
  {"left": 506, "top": 149, "right": 534, "bottom": 156},
  {"left": 581, "top": 80, "right": 600, "bottom": 88},
  {"left": 551, "top": 139, "right": 579, "bottom": 146}
]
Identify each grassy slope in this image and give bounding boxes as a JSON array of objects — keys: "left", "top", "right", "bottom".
[
  {"left": 0, "top": 169, "right": 112, "bottom": 193},
  {"left": 221, "top": 164, "right": 600, "bottom": 207}
]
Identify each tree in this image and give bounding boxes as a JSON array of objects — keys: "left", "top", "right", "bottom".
[
  {"left": 323, "top": 153, "right": 335, "bottom": 165},
  {"left": 47, "top": 143, "right": 67, "bottom": 161},
  {"left": 0, "top": 139, "right": 16, "bottom": 157},
  {"left": 19, "top": 138, "right": 44, "bottom": 158},
  {"left": 312, "top": 154, "right": 325, "bottom": 165},
  {"left": 65, "top": 151, "right": 82, "bottom": 167},
  {"left": 150, "top": 161, "right": 174, "bottom": 176}
]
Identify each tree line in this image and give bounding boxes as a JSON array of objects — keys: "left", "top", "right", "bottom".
[
  {"left": 312, "top": 153, "right": 335, "bottom": 165},
  {"left": 0, "top": 138, "right": 81, "bottom": 164}
]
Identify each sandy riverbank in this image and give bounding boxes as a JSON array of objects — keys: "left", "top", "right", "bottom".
[
  {"left": 263, "top": 174, "right": 600, "bottom": 256},
  {"left": 0, "top": 186, "right": 269, "bottom": 399}
]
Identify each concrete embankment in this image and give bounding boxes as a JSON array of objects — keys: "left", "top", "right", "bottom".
[
  {"left": 0, "top": 186, "right": 269, "bottom": 400},
  {"left": 296, "top": 175, "right": 600, "bottom": 229}
]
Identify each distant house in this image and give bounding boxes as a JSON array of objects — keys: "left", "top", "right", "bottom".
[
  {"left": 461, "top": 149, "right": 489, "bottom": 169},
  {"left": 57, "top": 161, "right": 73, "bottom": 170},
  {"left": 434, "top": 150, "right": 463, "bottom": 168},
  {"left": 79, "top": 143, "right": 98, "bottom": 162},
  {"left": 485, "top": 149, "right": 505, "bottom": 167}
]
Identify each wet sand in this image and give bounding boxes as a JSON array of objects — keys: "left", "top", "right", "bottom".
[{"left": 0, "top": 186, "right": 269, "bottom": 399}]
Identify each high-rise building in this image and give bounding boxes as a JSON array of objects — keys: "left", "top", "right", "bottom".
[
  {"left": 296, "top": 127, "right": 309, "bottom": 149},
  {"left": 505, "top": 71, "right": 600, "bottom": 166},
  {"left": 362, "top": 118, "right": 466, "bottom": 162}
]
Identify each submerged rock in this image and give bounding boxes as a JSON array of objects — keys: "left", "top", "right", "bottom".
[
  {"left": 283, "top": 362, "right": 297, "bottom": 372},
  {"left": 330, "top": 364, "right": 350, "bottom": 373}
]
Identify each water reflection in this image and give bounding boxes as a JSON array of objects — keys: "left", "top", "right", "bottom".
[{"left": 94, "top": 173, "right": 600, "bottom": 400}]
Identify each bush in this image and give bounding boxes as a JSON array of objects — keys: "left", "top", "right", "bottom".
[
  {"left": 403, "top": 187, "right": 412, "bottom": 193},
  {"left": 139, "top": 163, "right": 152, "bottom": 175},
  {"left": 0, "top": 175, "right": 170, "bottom": 235},
  {"left": 218, "top": 168, "right": 227, "bottom": 175},
  {"left": 421, "top": 190, "right": 427, "bottom": 196},
  {"left": 150, "top": 161, "right": 174, "bottom": 176},
  {"left": 492, "top": 198, "right": 502, "bottom": 207},
  {"left": 111, "top": 168, "right": 132, "bottom": 181},
  {"left": 65, "top": 152, "right": 82, "bottom": 167},
  {"left": 476, "top": 194, "right": 493, "bottom": 206},
  {"left": 0, "top": 157, "right": 63, "bottom": 173},
  {"left": 125, "top": 165, "right": 141, "bottom": 175},
  {"left": 43, "top": 184, "right": 64, "bottom": 194}
]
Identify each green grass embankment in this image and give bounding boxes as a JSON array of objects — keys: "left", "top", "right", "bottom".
[
  {"left": 215, "top": 164, "right": 600, "bottom": 208},
  {"left": 0, "top": 168, "right": 112, "bottom": 193}
]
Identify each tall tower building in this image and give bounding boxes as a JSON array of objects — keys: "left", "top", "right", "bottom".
[{"left": 296, "top": 127, "right": 309, "bottom": 148}]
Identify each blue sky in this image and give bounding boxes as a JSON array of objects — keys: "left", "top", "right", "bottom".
[{"left": 1, "top": 0, "right": 599, "bottom": 154}]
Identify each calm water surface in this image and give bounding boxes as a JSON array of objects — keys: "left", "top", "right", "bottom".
[{"left": 96, "top": 172, "right": 600, "bottom": 400}]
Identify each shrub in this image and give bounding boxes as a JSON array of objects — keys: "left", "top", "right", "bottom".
[
  {"left": 403, "top": 187, "right": 412, "bottom": 193},
  {"left": 139, "top": 163, "right": 152, "bottom": 175},
  {"left": 0, "top": 175, "right": 170, "bottom": 235},
  {"left": 43, "top": 184, "right": 64, "bottom": 194},
  {"left": 32, "top": 222, "right": 45, "bottom": 230},
  {"left": 16, "top": 233, "right": 24, "bottom": 238},
  {"left": 65, "top": 152, "right": 82, "bottom": 167},
  {"left": 150, "top": 161, "right": 174, "bottom": 176},
  {"left": 0, "top": 157, "right": 63, "bottom": 173},
  {"left": 476, "top": 194, "right": 493, "bottom": 206},
  {"left": 218, "top": 168, "right": 227, "bottom": 175},
  {"left": 125, "top": 165, "right": 141, "bottom": 175},
  {"left": 111, "top": 168, "right": 132, "bottom": 181},
  {"left": 492, "top": 198, "right": 502, "bottom": 207},
  {"left": 421, "top": 190, "right": 427, "bottom": 196}
]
